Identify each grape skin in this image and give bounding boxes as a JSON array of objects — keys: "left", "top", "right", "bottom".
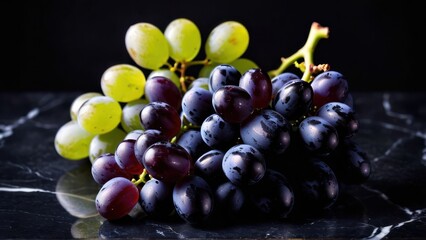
[
  {"left": 164, "top": 18, "right": 201, "bottom": 62},
  {"left": 54, "top": 120, "right": 95, "bottom": 160}
]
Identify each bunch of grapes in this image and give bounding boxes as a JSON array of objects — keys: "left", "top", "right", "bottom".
[{"left": 54, "top": 18, "right": 371, "bottom": 225}]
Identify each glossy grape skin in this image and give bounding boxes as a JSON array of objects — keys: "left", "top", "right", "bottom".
[
  {"left": 95, "top": 177, "right": 139, "bottom": 220},
  {"left": 181, "top": 87, "right": 214, "bottom": 126},
  {"left": 271, "top": 72, "right": 300, "bottom": 99},
  {"left": 317, "top": 102, "right": 359, "bottom": 138},
  {"left": 239, "top": 68, "right": 272, "bottom": 109},
  {"left": 215, "top": 181, "right": 245, "bottom": 216},
  {"left": 144, "top": 76, "right": 182, "bottom": 111},
  {"left": 240, "top": 109, "right": 291, "bottom": 155},
  {"left": 212, "top": 85, "right": 253, "bottom": 124},
  {"left": 91, "top": 153, "right": 133, "bottom": 185},
  {"left": 164, "top": 18, "right": 201, "bottom": 62},
  {"left": 121, "top": 98, "right": 148, "bottom": 133},
  {"left": 299, "top": 116, "right": 339, "bottom": 156},
  {"left": 124, "top": 129, "right": 144, "bottom": 141},
  {"left": 194, "top": 150, "right": 227, "bottom": 187},
  {"left": 101, "top": 64, "right": 146, "bottom": 102},
  {"left": 77, "top": 96, "right": 122, "bottom": 135},
  {"left": 115, "top": 139, "right": 144, "bottom": 175},
  {"left": 248, "top": 169, "right": 294, "bottom": 218},
  {"left": 310, "top": 71, "right": 349, "bottom": 109},
  {"left": 222, "top": 144, "right": 266, "bottom": 186},
  {"left": 89, "top": 127, "right": 127, "bottom": 164},
  {"left": 70, "top": 92, "right": 102, "bottom": 121},
  {"left": 139, "top": 178, "right": 174, "bottom": 218},
  {"left": 176, "top": 130, "right": 211, "bottom": 161},
  {"left": 54, "top": 120, "right": 95, "bottom": 160},
  {"left": 205, "top": 21, "right": 249, "bottom": 63},
  {"left": 326, "top": 140, "right": 371, "bottom": 185},
  {"left": 140, "top": 101, "right": 181, "bottom": 139},
  {"left": 200, "top": 114, "right": 240, "bottom": 150},
  {"left": 208, "top": 64, "right": 241, "bottom": 93},
  {"left": 142, "top": 141, "right": 192, "bottom": 183},
  {"left": 272, "top": 80, "right": 313, "bottom": 121},
  {"left": 134, "top": 129, "right": 168, "bottom": 164},
  {"left": 125, "top": 22, "right": 169, "bottom": 70},
  {"left": 173, "top": 175, "right": 214, "bottom": 225}
]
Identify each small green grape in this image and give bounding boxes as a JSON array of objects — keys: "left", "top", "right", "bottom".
[
  {"left": 229, "top": 58, "right": 259, "bottom": 74},
  {"left": 198, "top": 62, "right": 220, "bottom": 78},
  {"left": 77, "top": 96, "right": 122, "bottom": 135},
  {"left": 89, "top": 127, "right": 127, "bottom": 164},
  {"left": 101, "top": 64, "right": 146, "bottom": 102},
  {"left": 125, "top": 22, "right": 169, "bottom": 70},
  {"left": 54, "top": 121, "right": 95, "bottom": 160},
  {"left": 148, "top": 69, "right": 180, "bottom": 89},
  {"left": 205, "top": 21, "right": 249, "bottom": 63},
  {"left": 164, "top": 18, "right": 201, "bottom": 62},
  {"left": 70, "top": 92, "right": 103, "bottom": 121},
  {"left": 121, "top": 98, "right": 148, "bottom": 133}
]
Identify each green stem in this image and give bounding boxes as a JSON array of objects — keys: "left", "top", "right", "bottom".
[
  {"left": 268, "top": 22, "right": 329, "bottom": 82},
  {"left": 132, "top": 169, "right": 149, "bottom": 186}
]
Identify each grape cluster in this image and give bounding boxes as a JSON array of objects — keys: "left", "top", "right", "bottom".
[{"left": 54, "top": 18, "right": 371, "bottom": 225}]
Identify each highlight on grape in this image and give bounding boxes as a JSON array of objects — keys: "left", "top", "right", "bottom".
[{"left": 54, "top": 18, "right": 371, "bottom": 225}]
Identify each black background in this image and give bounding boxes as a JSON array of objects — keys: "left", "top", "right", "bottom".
[{"left": 14, "top": 0, "right": 425, "bottom": 92}]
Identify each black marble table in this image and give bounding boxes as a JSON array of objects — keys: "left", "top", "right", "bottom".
[{"left": 1, "top": 91, "right": 425, "bottom": 239}]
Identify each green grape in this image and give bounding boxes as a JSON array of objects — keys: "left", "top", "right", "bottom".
[
  {"left": 198, "top": 62, "right": 220, "bottom": 78},
  {"left": 125, "top": 22, "right": 169, "bottom": 70},
  {"left": 70, "top": 92, "right": 103, "bottom": 121},
  {"left": 77, "top": 96, "right": 122, "bottom": 135},
  {"left": 229, "top": 58, "right": 259, "bottom": 74},
  {"left": 89, "top": 127, "right": 127, "bottom": 164},
  {"left": 121, "top": 98, "right": 148, "bottom": 133},
  {"left": 54, "top": 121, "right": 95, "bottom": 160},
  {"left": 148, "top": 69, "right": 180, "bottom": 88},
  {"left": 101, "top": 64, "right": 146, "bottom": 102},
  {"left": 188, "top": 77, "right": 209, "bottom": 90},
  {"left": 205, "top": 21, "right": 249, "bottom": 63},
  {"left": 164, "top": 18, "right": 201, "bottom": 62}
]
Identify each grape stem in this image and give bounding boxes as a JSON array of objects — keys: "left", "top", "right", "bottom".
[
  {"left": 268, "top": 22, "right": 329, "bottom": 82},
  {"left": 132, "top": 169, "right": 149, "bottom": 186},
  {"left": 170, "top": 58, "right": 210, "bottom": 93}
]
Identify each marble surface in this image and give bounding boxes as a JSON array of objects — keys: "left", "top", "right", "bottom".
[{"left": 0, "top": 91, "right": 425, "bottom": 239}]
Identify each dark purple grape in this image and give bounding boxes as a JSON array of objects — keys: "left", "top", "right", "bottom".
[
  {"left": 317, "top": 102, "right": 359, "bottom": 138},
  {"left": 139, "top": 178, "right": 174, "bottom": 218},
  {"left": 134, "top": 129, "right": 168, "bottom": 164},
  {"left": 272, "top": 80, "right": 313, "bottom": 120},
  {"left": 222, "top": 144, "right": 266, "bottom": 186},
  {"left": 240, "top": 109, "right": 291, "bottom": 155},
  {"left": 140, "top": 101, "right": 181, "bottom": 139},
  {"left": 115, "top": 139, "right": 144, "bottom": 175},
  {"left": 144, "top": 76, "right": 182, "bottom": 111},
  {"left": 95, "top": 177, "right": 139, "bottom": 220},
  {"left": 212, "top": 85, "right": 253, "bottom": 124},
  {"left": 194, "top": 149, "right": 227, "bottom": 186},
  {"left": 208, "top": 64, "right": 241, "bottom": 93},
  {"left": 310, "top": 71, "right": 349, "bottom": 109},
  {"left": 91, "top": 153, "right": 133, "bottom": 185},
  {"left": 271, "top": 72, "right": 300, "bottom": 98},
  {"left": 326, "top": 140, "right": 371, "bottom": 185},
  {"left": 200, "top": 114, "right": 240, "bottom": 150},
  {"left": 239, "top": 68, "right": 272, "bottom": 109},
  {"left": 142, "top": 141, "right": 192, "bottom": 183},
  {"left": 173, "top": 175, "right": 214, "bottom": 225},
  {"left": 247, "top": 169, "right": 294, "bottom": 218},
  {"left": 176, "top": 129, "right": 211, "bottom": 161},
  {"left": 285, "top": 158, "right": 339, "bottom": 210},
  {"left": 215, "top": 181, "right": 245, "bottom": 216},
  {"left": 181, "top": 87, "right": 214, "bottom": 126},
  {"left": 299, "top": 116, "right": 339, "bottom": 156}
]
